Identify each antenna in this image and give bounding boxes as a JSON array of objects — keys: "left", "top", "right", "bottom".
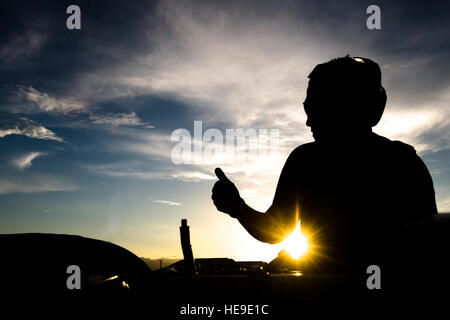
[{"left": 180, "top": 219, "right": 196, "bottom": 275}]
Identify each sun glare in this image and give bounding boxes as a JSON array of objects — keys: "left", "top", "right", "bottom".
[{"left": 278, "top": 223, "right": 309, "bottom": 260}]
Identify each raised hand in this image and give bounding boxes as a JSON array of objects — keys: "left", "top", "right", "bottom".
[{"left": 211, "top": 168, "right": 244, "bottom": 217}]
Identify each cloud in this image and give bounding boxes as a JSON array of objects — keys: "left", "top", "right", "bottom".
[
  {"left": 170, "top": 171, "right": 216, "bottom": 181},
  {"left": 437, "top": 198, "right": 450, "bottom": 213},
  {"left": 12, "top": 152, "right": 45, "bottom": 170},
  {"left": 14, "top": 87, "right": 155, "bottom": 129},
  {"left": 3, "top": 1, "right": 449, "bottom": 156},
  {"left": 374, "top": 108, "right": 444, "bottom": 153},
  {"left": 0, "top": 31, "right": 47, "bottom": 63},
  {"left": 85, "top": 159, "right": 216, "bottom": 182},
  {"left": 0, "top": 118, "right": 64, "bottom": 142},
  {"left": 89, "top": 111, "right": 152, "bottom": 127},
  {"left": 152, "top": 199, "right": 182, "bottom": 206},
  {"left": 374, "top": 86, "right": 450, "bottom": 153},
  {"left": 6, "top": 1, "right": 445, "bottom": 155},
  {"left": 84, "top": 160, "right": 169, "bottom": 180},
  {"left": 116, "top": 0, "right": 321, "bottom": 130},
  {"left": 17, "top": 86, "right": 85, "bottom": 114},
  {"left": 0, "top": 175, "right": 78, "bottom": 195},
  {"left": 88, "top": 0, "right": 446, "bottom": 158}
]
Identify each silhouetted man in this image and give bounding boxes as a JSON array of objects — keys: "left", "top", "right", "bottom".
[{"left": 212, "top": 56, "right": 438, "bottom": 273}]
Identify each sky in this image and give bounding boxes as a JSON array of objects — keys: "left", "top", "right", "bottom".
[{"left": 0, "top": 0, "right": 449, "bottom": 262}]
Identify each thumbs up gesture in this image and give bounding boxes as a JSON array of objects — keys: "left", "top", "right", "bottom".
[{"left": 212, "top": 168, "right": 245, "bottom": 217}]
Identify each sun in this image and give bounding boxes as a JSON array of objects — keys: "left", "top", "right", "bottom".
[{"left": 278, "top": 223, "right": 309, "bottom": 259}]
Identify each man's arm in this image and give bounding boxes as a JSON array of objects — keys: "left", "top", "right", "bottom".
[
  {"left": 212, "top": 151, "right": 300, "bottom": 244},
  {"left": 234, "top": 201, "right": 299, "bottom": 244}
]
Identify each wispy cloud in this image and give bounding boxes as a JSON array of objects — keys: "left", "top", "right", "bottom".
[
  {"left": 0, "top": 118, "right": 64, "bottom": 142},
  {"left": 84, "top": 160, "right": 216, "bottom": 182},
  {"left": 0, "top": 175, "right": 78, "bottom": 195},
  {"left": 437, "top": 198, "right": 450, "bottom": 212},
  {"left": 12, "top": 152, "right": 45, "bottom": 170},
  {"left": 13, "top": 87, "right": 155, "bottom": 130},
  {"left": 0, "top": 31, "right": 47, "bottom": 63},
  {"left": 152, "top": 199, "right": 182, "bottom": 206},
  {"left": 17, "top": 86, "right": 85, "bottom": 114},
  {"left": 116, "top": 0, "right": 320, "bottom": 130},
  {"left": 170, "top": 170, "right": 216, "bottom": 181},
  {"left": 89, "top": 111, "right": 153, "bottom": 127}
]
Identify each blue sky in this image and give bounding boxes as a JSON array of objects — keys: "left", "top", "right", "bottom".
[{"left": 1, "top": 0, "right": 449, "bottom": 261}]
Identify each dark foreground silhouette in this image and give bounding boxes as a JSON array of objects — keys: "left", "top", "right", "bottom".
[
  {"left": 1, "top": 216, "right": 449, "bottom": 314},
  {"left": 0, "top": 233, "right": 153, "bottom": 295},
  {"left": 212, "top": 56, "right": 438, "bottom": 275}
]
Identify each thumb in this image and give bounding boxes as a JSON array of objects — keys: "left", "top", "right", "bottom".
[{"left": 215, "top": 167, "right": 231, "bottom": 183}]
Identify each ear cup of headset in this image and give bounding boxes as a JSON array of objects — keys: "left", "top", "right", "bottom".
[{"left": 369, "top": 86, "right": 386, "bottom": 127}]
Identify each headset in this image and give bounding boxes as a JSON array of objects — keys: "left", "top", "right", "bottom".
[{"left": 352, "top": 57, "right": 387, "bottom": 127}]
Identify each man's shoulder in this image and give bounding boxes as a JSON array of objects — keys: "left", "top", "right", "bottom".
[
  {"left": 285, "top": 142, "right": 317, "bottom": 164},
  {"left": 287, "top": 135, "right": 418, "bottom": 157},
  {"left": 287, "top": 136, "right": 418, "bottom": 162},
  {"left": 290, "top": 141, "right": 317, "bottom": 155},
  {"left": 372, "top": 133, "right": 417, "bottom": 156}
]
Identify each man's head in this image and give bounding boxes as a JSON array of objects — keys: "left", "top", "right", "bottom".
[{"left": 304, "top": 56, "right": 386, "bottom": 143}]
